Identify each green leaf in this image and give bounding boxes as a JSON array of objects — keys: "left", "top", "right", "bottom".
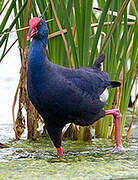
[{"left": 89, "top": 0, "right": 112, "bottom": 66}]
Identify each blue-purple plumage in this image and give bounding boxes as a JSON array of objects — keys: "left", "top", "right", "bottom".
[{"left": 27, "top": 18, "right": 121, "bottom": 148}]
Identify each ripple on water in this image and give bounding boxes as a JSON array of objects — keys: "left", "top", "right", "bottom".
[{"left": 0, "top": 121, "right": 138, "bottom": 179}]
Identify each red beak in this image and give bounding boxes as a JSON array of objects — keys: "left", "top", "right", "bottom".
[{"left": 27, "top": 17, "right": 41, "bottom": 40}]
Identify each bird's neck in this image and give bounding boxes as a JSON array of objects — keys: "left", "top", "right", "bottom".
[
  {"left": 28, "top": 38, "right": 50, "bottom": 68},
  {"left": 28, "top": 38, "right": 52, "bottom": 85}
]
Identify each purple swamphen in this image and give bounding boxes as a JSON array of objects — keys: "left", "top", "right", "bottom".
[{"left": 27, "top": 17, "right": 125, "bottom": 157}]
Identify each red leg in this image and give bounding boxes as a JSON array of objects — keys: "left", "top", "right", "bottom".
[
  {"left": 56, "top": 146, "right": 64, "bottom": 157},
  {"left": 105, "top": 109, "right": 125, "bottom": 152}
]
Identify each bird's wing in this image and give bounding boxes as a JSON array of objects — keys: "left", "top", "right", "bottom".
[
  {"left": 80, "top": 54, "right": 105, "bottom": 71},
  {"left": 92, "top": 54, "right": 105, "bottom": 70},
  {"left": 62, "top": 69, "right": 110, "bottom": 100}
]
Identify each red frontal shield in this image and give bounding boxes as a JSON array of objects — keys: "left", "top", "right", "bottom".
[{"left": 27, "top": 17, "right": 41, "bottom": 40}]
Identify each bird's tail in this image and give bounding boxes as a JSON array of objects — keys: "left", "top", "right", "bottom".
[
  {"left": 109, "top": 81, "right": 121, "bottom": 88},
  {"left": 92, "top": 54, "right": 105, "bottom": 70}
]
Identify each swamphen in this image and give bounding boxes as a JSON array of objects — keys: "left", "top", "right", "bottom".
[{"left": 27, "top": 17, "right": 125, "bottom": 157}]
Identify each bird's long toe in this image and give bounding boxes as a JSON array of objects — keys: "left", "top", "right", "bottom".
[
  {"left": 56, "top": 146, "right": 64, "bottom": 157},
  {"left": 113, "top": 144, "right": 126, "bottom": 152}
]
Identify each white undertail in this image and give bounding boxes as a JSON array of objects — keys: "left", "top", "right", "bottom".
[{"left": 100, "top": 88, "right": 109, "bottom": 102}]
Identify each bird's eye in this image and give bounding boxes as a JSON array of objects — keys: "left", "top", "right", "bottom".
[{"left": 38, "top": 23, "right": 42, "bottom": 27}]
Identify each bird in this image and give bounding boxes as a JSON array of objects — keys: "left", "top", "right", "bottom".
[{"left": 27, "top": 17, "right": 125, "bottom": 157}]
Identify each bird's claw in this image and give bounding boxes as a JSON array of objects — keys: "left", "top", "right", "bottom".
[
  {"left": 113, "top": 144, "right": 126, "bottom": 152},
  {"left": 56, "top": 147, "right": 64, "bottom": 157}
]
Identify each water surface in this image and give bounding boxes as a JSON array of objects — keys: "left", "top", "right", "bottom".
[{"left": 0, "top": 117, "right": 137, "bottom": 180}]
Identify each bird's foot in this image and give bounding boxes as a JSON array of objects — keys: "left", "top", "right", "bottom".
[
  {"left": 56, "top": 146, "right": 64, "bottom": 157},
  {"left": 113, "top": 144, "right": 126, "bottom": 152}
]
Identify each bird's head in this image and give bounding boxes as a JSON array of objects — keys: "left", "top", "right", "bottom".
[{"left": 27, "top": 17, "right": 48, "bottom": 40}]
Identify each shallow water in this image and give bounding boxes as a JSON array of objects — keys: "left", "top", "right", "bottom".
[
  {"left": 0, "top": 19, "right": 138, "bottom": 179},
  {"left": 0, "top": 116, "right": 138, "bottom": 180}
]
